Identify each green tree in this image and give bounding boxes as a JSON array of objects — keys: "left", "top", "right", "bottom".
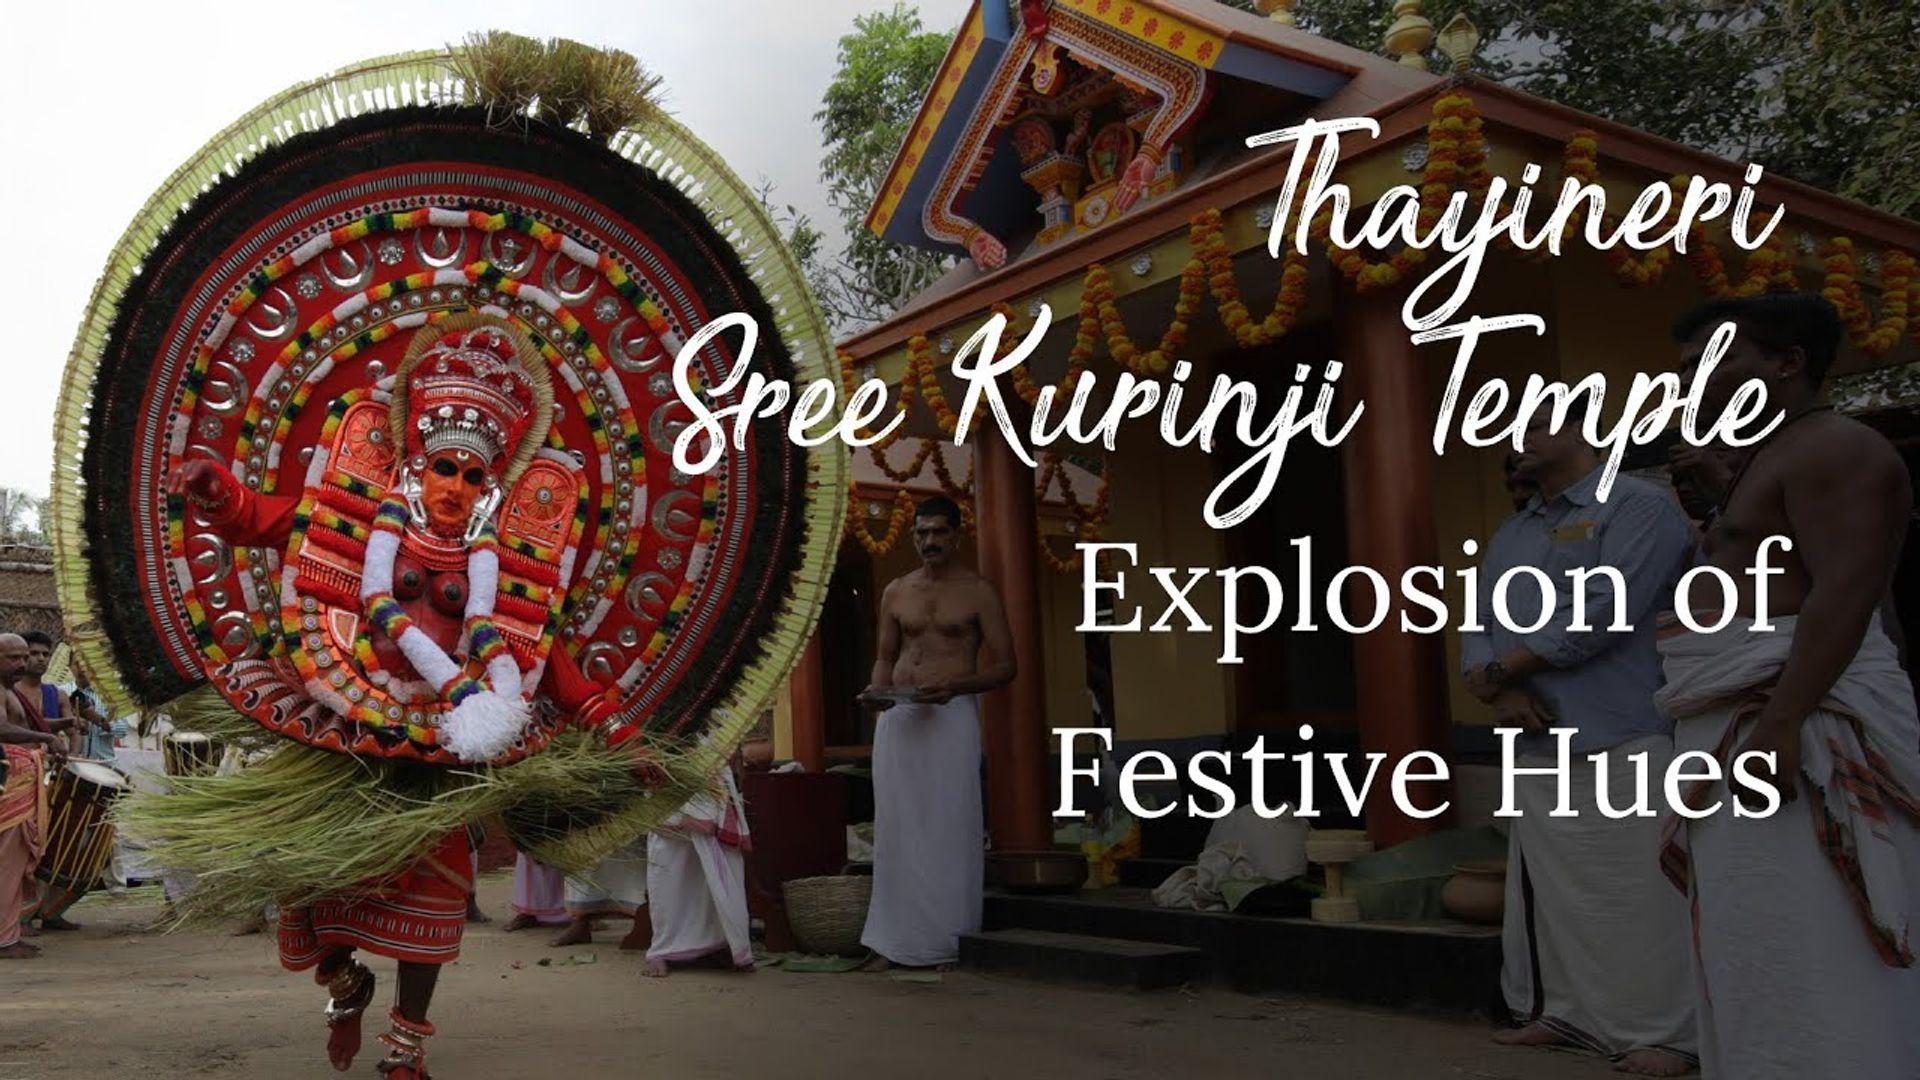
[
  {"left": 808, "top": 4, "right": 958, "bottom": 332},
  {"left": 1756, "top": 1, "right": 1920, "bottom": 219},
  {"left": 0, "top": 488, "right": 44, "bottom": 544},
  {"left": 1244, "top": 0, "right": 1917, "bottom": 219}
]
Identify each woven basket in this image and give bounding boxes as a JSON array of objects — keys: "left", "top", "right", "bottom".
[{"left": 783, "top": 874, "right": 873, "bottom": 956}]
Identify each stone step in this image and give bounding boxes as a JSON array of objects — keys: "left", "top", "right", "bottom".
[
  {"left": 1115, "top": 856, "right": 1189, "bottom": 889},
  {"left": 984, "top": 887, "right": 1503, "bottom": 1014},
  {"left": 959, "top": 927, "right": 1208, "bottom": 990}
]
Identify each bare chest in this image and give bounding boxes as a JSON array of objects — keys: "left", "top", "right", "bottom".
[
  {"left": 1704, "top": 456, "right": 1796, "bottom": 572},
  {"left": 895, "top": 587, "right": 978, "bottom": 641}
]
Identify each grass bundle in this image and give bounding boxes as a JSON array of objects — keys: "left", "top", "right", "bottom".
[
  {"left": 451, "top": 32, "right": 664, "bottom": 139},
  {"left": 538, "top": 38, "right": 602, "bottom": 127},
  {"left": 115, "top": 710, "right": 716, "bottom": 927},
  {"left": 449, "top": 31, "right": 546, "bottom": 123},
  {"left": 581, "top": 49, "right": 665, "bottom": 140}
]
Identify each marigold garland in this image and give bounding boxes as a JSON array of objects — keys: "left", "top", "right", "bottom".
[
  {"left": 928, "top": 440, "right": 975, "bottom": 497},
  {"left": 845, "top": 485, "right": 915, "bottom": 557},
  {"left": 837, "top": 348, "right": 915, "bottom": 448},
  {"left": 867, "top": 441, "right": 937, "bottom": 484},
  {"left": 1822, "top": 239, "right": 1914, "bottom": 356}
]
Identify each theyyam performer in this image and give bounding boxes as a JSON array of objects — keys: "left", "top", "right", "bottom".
[{"left": 50, "top": 33, "right": 842, "bottom": 1078}]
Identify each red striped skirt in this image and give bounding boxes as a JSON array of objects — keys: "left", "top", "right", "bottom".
[{"left": 279, "top": 831, "right": 473, "bottom": 969}]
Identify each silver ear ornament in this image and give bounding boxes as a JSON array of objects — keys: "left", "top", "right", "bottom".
[
  {"left": 465, "top": 482, "right": 504, "bottom": 544},
  {"left": 401, "top": 462, "right": 428, "bottom": 529}
]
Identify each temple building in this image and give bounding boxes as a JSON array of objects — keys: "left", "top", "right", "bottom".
[{"left": 772, "top": 0, "right": 1920, "bottom": 863}]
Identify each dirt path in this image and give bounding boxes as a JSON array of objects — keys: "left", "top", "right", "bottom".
[{"left": 0, "top": 873, "right": 1618, "bottom": 1079}]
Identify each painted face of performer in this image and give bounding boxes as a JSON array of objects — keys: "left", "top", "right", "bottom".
[{"left": 421, "top": 448, "right": 491, "bottom": 537}]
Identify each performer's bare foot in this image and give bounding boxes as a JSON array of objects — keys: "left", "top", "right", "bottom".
[
  {"left": 501, "top": 913, "right": 539, "bottom": 933},
  {"left": 0, "top": 941, "right": 40, "bottom": 959},
  {"left": 39, "top": 915, "right": 81, "bottom": 932},
  {"left": 549, "top": 917, "right": 594, "bottom": 947},
  {"left": 1614, "top": 1049, "right": 1693, "bottom": 1076},
  {"left": 322, "top": 962, "right": 375, "bottom": 1072},
  {"left": 1493, "top": 1022, "right": 1570, "bottom": 1047},
  {"left": 642, "top": 957, "right": 670, "bottom": 978}
]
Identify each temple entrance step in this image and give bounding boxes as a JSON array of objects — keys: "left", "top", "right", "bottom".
[
  {"left": 958, "top": 928, "right": 1208, "bottom": 990},
  {"left": 1114, "top": 856, "right": 1188, "bottom": 889},
  {"left": 983, "top": 887, "right": 1503, "bottom": 1013}
]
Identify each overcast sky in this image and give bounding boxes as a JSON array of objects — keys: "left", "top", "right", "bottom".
[{"left": 0, "top": 0, "right": 971, "bottom": 497}]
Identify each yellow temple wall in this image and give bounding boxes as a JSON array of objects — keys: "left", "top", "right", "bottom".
[{"left": 1098, "top": 430, "right": 1239, "bottom": 742}]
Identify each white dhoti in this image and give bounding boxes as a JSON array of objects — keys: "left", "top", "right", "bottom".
[
  {"left": 647, "top": 771, "right": 752, "bottom": 967},
  {"left": 511, "top": 853, "right": 569, "bottom": 924},
  {"left": 860, "top": 696, "right": 983, "bottom": 967},
  {"left": 1659, "top": 615, "right": 1920, "bottom": 1079},
  {"left": 1502, "top": 734, "right": 1697, "bottom": 1063},
  {"left": 564, "top": 841, "right": 648, "bottom": 918}
]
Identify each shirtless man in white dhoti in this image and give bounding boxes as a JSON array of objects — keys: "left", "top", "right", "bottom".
[
  {"left": 1664, "top": 292, "right": 1920, "bottom": 1079},
  {"left": 858, "top": 495, "right": 1014, "bottom": 969}
]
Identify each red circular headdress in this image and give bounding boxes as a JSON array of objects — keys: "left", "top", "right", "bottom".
[{"left": 405, "top": 326, "right": 538, "bottom": 470}]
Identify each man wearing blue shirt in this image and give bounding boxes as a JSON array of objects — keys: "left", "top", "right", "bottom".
[
  {"left": 68, "top": 677, "right": 126, "bottom": 761},
  {"left": 1462, "top": 415, "right": 1698, "bottom": 1077}
]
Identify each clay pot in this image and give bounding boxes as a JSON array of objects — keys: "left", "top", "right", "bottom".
[{"left": 1441, "top": 859, "right": 1507, "bottom": 925}]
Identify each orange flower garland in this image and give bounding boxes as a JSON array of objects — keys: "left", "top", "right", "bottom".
[
  {"left": 867, "top": 440, "right": 938, "bottom": 484},
  {"left": 928, "top": 439, "right": 975, "bottom": 497},
  {"left": 846, "top": 485, "right": 915, "bottom": 556},
  {"left": 1305, "top": 91, "right": 1487, "bottom": 293},
  {"left": 837, "top": 347, "right": 916, "bottom": 448},
  {"left": 907, "top": 334, "right": 987, "bottom": 436},
  {"left": 1193, "top": 207, "right": 1310, "bottom": 347},
  {"left": 1822, "top": 239, "right": 1914, "bottom": 356}
]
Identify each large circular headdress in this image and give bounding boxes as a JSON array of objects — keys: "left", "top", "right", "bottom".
[{"left": 51, "top": 39, "right": 843, "bottom": 795}]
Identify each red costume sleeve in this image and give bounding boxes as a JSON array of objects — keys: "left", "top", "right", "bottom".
[
  {"left": 542, "top": 645, "right": 623, "bottom": 731},
  {"left": 200, "top": 467, "right": 301, "bottom": 549}
]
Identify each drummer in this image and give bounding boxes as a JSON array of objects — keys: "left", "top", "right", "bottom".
[
  {"left": 1, "top": 632, "right": 68, "bottom": 959},
  {"left": 32, "top": 679, "right": 127, "bottom": 928},
  {"left": 12, "top": 632, "right": 79, "bottom": 745}
]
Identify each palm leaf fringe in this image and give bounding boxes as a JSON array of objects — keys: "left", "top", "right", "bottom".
[{"left": 116, "top": 725, "right": 718, "bottom": 927}]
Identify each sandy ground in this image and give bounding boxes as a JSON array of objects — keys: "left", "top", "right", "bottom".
[{"left": 0, "top": 873, "right": 1621, "bottom": 1080}]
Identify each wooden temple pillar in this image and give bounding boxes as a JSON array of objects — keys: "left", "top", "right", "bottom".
[
  {"left": 788, "top": 633, "right": 827, "bottom": 772},
  {"left": 971, "top": 422, "right": 1054, "bottom": 856},
  {"left": 1333, "top": 281, "right": 1454, "bottom": 846}
]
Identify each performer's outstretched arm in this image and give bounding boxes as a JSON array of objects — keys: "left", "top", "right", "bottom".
[{"left": 168, "top": 460, "right": 301, "bottom": 548}]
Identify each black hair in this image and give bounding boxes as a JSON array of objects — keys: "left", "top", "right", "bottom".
[
  {"left": 21, "top": 630, "right": 53, "bottom": 648},
  {"left": 915, "top": 495, "right": 962, "bottom": 528},
  {"left": 1672, "top": 292, "right": 1843, "bottom": 384}
]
